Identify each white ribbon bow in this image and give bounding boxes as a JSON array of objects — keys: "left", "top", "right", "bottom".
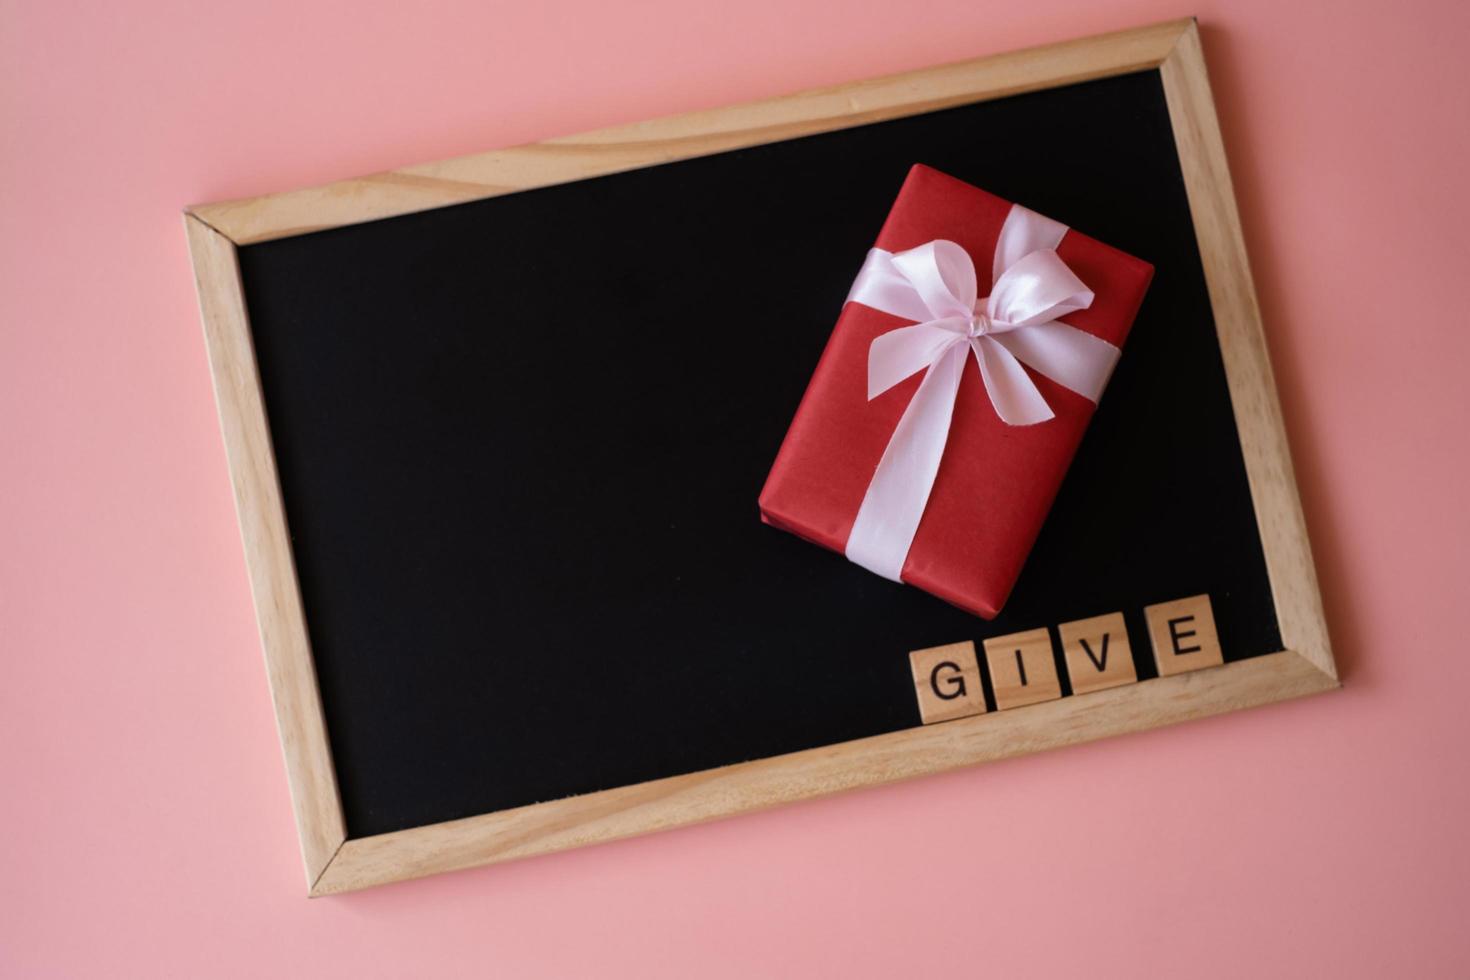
[{"left": 843, "top": 205, "right": 1121, "bottom": 582}]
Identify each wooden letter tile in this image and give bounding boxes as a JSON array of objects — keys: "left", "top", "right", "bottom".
[
  {"left": 909, "top": 641, "right": 987, "bottom": 724},
  {"left": 1144, "top": 594, "right": 1224, "bottom": 677},
  {"left": 1058, "top": 612, "right": 1137, "bottom": 695},
  {"left": 982, "top": 628, "right": 1061, "bottom": 710}
]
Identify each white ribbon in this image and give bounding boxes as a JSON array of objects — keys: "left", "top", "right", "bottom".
[{"left": 843, "top": 205, "right": 1121, "bottom": 582}]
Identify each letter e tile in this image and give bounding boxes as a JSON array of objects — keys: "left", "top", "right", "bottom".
[{"left": 1143, "top": 594, "right": 1224, "bottom": 677}]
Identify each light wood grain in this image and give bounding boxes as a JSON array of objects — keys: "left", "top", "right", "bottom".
[
  {"left": 183, "top": 16, "right": 1340, "bottom": 896},
  {"left": 183, "top": 215, "right": 347, "bottom": 888},
  {"left": 186, "top": 19, "right": 1192, "bottom": 245},
  {"left": 1157, "top": 23, "right": 1335, "bottom": 679},
  {"left": 312, "top": 650, "right": 1335, "bottom": 894}
]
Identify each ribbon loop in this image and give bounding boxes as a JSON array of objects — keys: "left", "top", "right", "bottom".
[
  {"left": 890, "top": 240, "right": 978, "bottom": 320},
  {"left": 844, "top": 249, "right": 938, "bottom": 324},
  {"left": 987, "top": 249, "right": 1094, "bottom": 328},
  {"left": 991, "top": 204, "right": 1069, "bottom": 284},
  {"left": 842, "top": 205, "right": 1119, "bottom": 584}
]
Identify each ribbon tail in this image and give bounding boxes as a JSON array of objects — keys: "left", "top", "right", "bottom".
[
  {"left": 988, "top": 320, "right": 1120, "bottom": 402},
  {"left": 845, "top": 340, "right": 968, "bottom": 582},
  {"left": 971, "top": 336, "right": 1054, "bottom": 425},
  {"left": 867, "top": 317, "right": 971, "bottom": 398}
]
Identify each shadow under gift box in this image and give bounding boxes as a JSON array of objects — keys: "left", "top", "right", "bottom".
[{"left": 758, "top": 165, "right": 1154, "bottom": 620}]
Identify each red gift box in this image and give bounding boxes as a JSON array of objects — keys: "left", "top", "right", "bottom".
[{"left": 759, "top": 164, "right": 1154, "bottom": 619}]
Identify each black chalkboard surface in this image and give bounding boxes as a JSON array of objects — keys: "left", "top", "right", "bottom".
[{"left": 237, "top": 67, "right": 1277, "bottom": 842}]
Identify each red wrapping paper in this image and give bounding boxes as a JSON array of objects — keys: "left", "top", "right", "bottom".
[{"left": 759, "top": 165, "right": 1154, "bottom": 619}]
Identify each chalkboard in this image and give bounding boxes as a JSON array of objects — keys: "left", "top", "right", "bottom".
[{"left": 186, "top": 19, "right": 1336, "bottom": 893}]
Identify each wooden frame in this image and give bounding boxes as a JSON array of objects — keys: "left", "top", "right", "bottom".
[{"left": 185, "top": 17, "right": 1336, "bottom": 896}]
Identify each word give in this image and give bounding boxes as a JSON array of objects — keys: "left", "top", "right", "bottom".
[{"left": 908, "top": 593, "right": 1223, "bottom": 725}]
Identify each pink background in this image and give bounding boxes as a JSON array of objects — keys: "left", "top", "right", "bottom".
[{"left": 3, "top": 0, "right": 1467, "bottom": 975}]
